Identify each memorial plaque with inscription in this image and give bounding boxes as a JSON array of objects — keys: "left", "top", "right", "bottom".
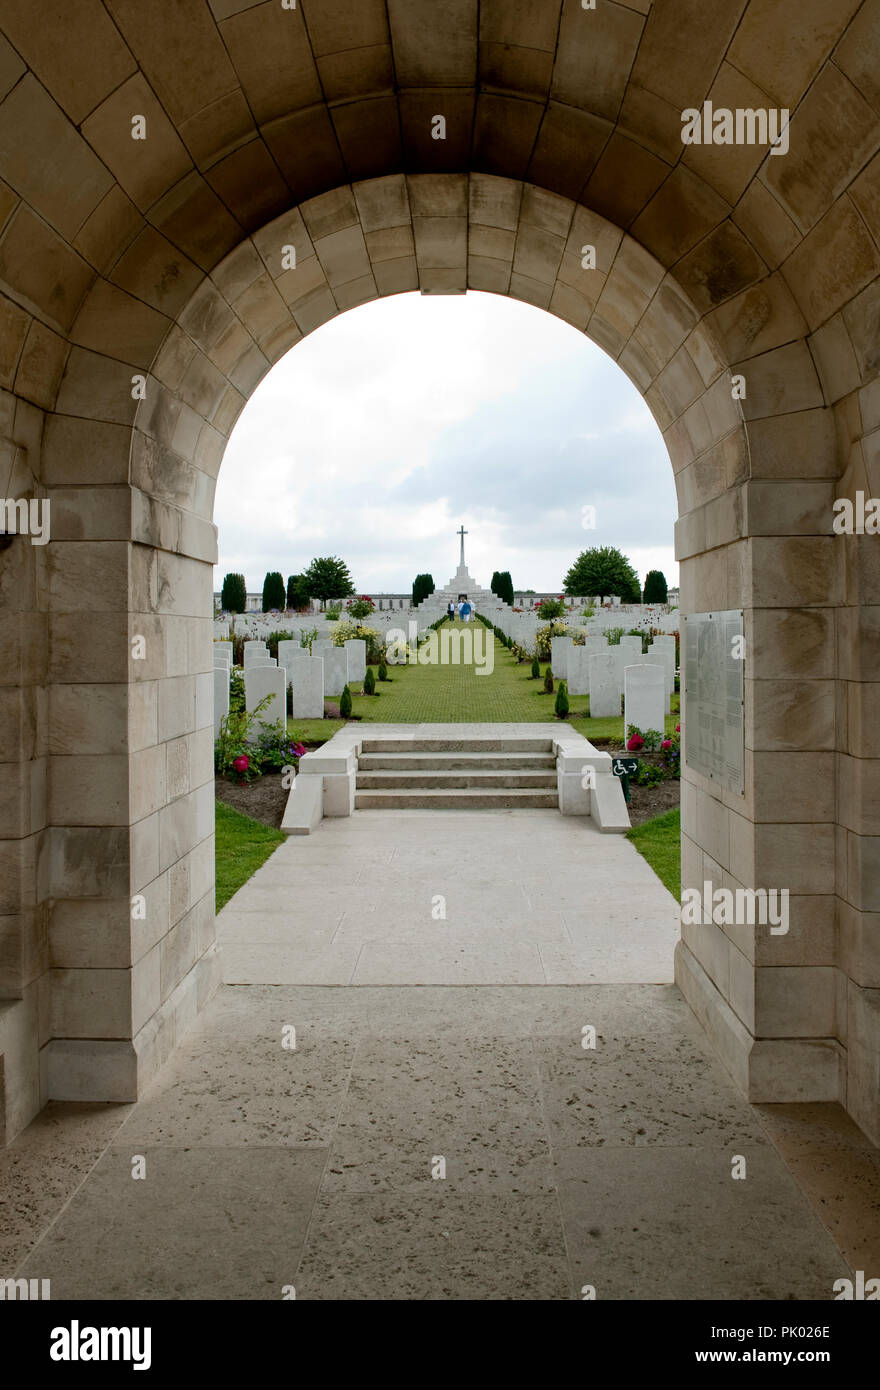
[{"left": 683, "top": 610, "right": 744, "bottom": 795}]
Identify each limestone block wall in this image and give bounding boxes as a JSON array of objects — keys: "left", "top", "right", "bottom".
[
  {"left": 0, "top": 390, "right": 49, "bottom": 1139},
  {"left": 0, "top": 0, "right": 877, "bottom": 1146}
]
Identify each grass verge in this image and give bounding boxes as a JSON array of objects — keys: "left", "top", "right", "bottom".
[
  {"left": 215, "top": 800, "right": 284, "bottom": 912},
  {"left": 626, "top": 808, "right": 681, "bottom": 902}
]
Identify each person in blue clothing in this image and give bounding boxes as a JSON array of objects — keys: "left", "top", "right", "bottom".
[{"left": 459, "top": 599, "right": 472, "bottom": 623}]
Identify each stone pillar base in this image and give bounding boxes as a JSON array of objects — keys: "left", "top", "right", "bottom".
[
  {"left": 47, "top": 946, "right": 221, "bottom": 1103},
  {"left": 675, "top": 942, "right": 846, "bottom": 1107}
]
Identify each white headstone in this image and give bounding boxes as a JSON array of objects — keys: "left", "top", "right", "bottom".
[
  {"left": 550, "top": 635, "right": 573, "bottom": 681},
  {"left": 344, "top": 638, "right": 367, "bottom": 682},
  {"left": 213, "top": 665, "right": 229, "bottom": 738},
  {"left": 588, "top": 652, "right": 620, "bottom": 718},
  {"left": 567, "top": 646, "right": 590, "bottom": 696},
  {"left": 647, "top": 641, "right": 674, "bottom": 712},
  {"left": 290, "top": 654, "right": 324, "bottom": 718},
  {"left": 244, "top": 665, "right": 286, "bottom": 739},
  {"left": 213, "top": 642, "right": 232, "bottom": 666},
  {"left": 244, "top": 645, "right": 270, "bottom": 666},
  {"left": 624, "top": 664, "right": 665, "bottom": 738},
  {"left": 277, "top": 640, "right": 305, "bottom": 673},
  {"left": 323, "top": 646, "right": 348, "bottom": 697},
  {"left": 312, "top": 638, "right": 333, "bottom": 658}
]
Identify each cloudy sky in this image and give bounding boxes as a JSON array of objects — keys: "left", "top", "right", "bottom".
[{"left": 214, "top": 291, "right": 678, "bottom": 597}]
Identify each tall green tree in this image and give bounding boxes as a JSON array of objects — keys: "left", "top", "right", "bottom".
[
  {"left": 304, "top": 555, "right": 354, "bottom": 607},
  {"left": 563, "top": 546, "right": 640, "bottom": 603},
  {"left": 286, "top": 573, "right": 311, "bottom": 609},
  {"left": 262, "top": 571, "right": 286, "bottom": 611},
  {"left": 496, "top": 570, "right": 514, "bottom": 605},
  {"left": 643, "top": 569, "right": 668, "bottom": 603},
  {"left": 490, "top": 570, "right": 501, "bottom": 597},
  {"left": 220, "top": 572, "right": 247, "bottom": 613},
  {"left": 412, "top": 573, "right": 435, "bottom": 606}
]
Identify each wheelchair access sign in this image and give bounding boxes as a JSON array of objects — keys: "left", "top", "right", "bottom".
[{"left": 611, "top": 757, "right": 639, "bottom": 802}]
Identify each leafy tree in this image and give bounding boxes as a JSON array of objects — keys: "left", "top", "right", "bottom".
[
  {"left": 412, "top": 573, "right": 435, "bottom": 606},
  {"left": 490, "top": 571, "right": 501, "bottom": 597},
  {"left": 643, "top": 569, "right": 668, "bottom": 603},
  {"left": 286, "top": 573, "right": 311, "bottom": 610},
  {"left": 537, "top": 597, "right": 566, "bottom": 619},
  {"left": 304, "top": 556, "right": 354, "bottom": 608},
  {"left": 220, "top": 572, "right": 247, "bottom": 613},
  {"left": 555, "top": 681, "right": 569, "bottom": 719},
  {"left": 363, "top": 667, "right": 376, "bottom": 695},
  {"left": 564, "top": 546, "right": 640, "bottom": 603},
  {"left": 339, "top": 684, "right": 352, "bottom": 718},
  {"left": 261, "top": 571, "right": 285, "bottom": 611}
]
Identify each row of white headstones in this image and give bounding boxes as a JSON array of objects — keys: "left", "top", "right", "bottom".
[
  {"left": 549, "top": 632, "right": 676, "bottom": 731},
  {"left": 212, "top": 638, "right": 368, "bottom": 738}
]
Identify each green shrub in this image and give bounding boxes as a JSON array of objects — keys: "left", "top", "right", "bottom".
[
  {"left": 214, "top": 693, "right": 273, "bottom": 779},
  {"left": 531, "top": 655, "right": 540, "bottom": 678},
  {"left": 537, "top": 597, "right": 567, "bottom": 620},
  {"left": 378, "top": 660, "right": 388, "bottom": 681},
  {"left": 555, "top": 680, "right": 569, "bottom": 719},
  {"left": 229, "top": 667, "right": 245, "bottom": 714},
  {"left": 544, "top": 666, "right": 554, "bottom": 693},
  {"left": 339, "top": 684, "right": 352, "bottom": 718},
  {"left": 632, "top": 761, "right": 665, "bottom": 787},
  {"left": 363, "top": 666, "right": 376, "bottom": 695}
]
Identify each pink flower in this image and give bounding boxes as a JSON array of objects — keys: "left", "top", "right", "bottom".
[
  {"left": 232, "top": 755, "right": 249, "bottom": 773},
  {"left": 661, "top": 739, "right": 672, "bottom": 751},
  {"left": 627, "top": 734, "right": 643, "bottom": 751},
  {"left": 675, "top": 723, "right": 680, "bottom": 733}
]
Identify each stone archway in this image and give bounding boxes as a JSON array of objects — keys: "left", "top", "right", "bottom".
[{"left": 0, "top": 0, "right": 877, "bottom": 1148}]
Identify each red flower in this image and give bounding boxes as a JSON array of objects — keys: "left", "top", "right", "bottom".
[
  {"left": 661, "top": 739, "right": 672, "bottom": 751},
  {"left": 675, "top": 724, "right": 680, "bottom": 733},
  {"left": 232, "top": 755, "right": 249, "bottom": 773},
  {"left": 627, "top": 734, "right": 643, "bottom": 751}
]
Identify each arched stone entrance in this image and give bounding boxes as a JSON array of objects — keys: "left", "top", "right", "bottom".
[{"left": 0, "top": 0, "right": 877, "bottom": 1147}]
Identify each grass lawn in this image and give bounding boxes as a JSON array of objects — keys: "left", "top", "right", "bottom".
[
  {"left": 290, "top": 622, "right": 678, "bottom": 740},
  {"left": 626, "top": 808, "right": 681, "bottom": 901},
  {"left": 215, "top": 800, "right": 284, "bottom": 911}
]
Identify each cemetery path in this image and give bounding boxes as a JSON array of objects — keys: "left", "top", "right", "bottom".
[
  {"left": 311, "top": 622, "right": 677, "bottom": 732},
  {"left": 5, "top": 811, "right": 862, "bottom": 1299}
]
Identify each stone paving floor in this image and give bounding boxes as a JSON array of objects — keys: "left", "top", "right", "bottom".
[{"left": 2, "top": 812, "right": 875, "bottom": 1300}]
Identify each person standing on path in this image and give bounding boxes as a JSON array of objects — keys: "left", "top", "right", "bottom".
[
  {"left": 447, "top": 600, "right": 455, "bottom": 622},
  {"left": 461, "top": 600, "right": 472, "bottom": 624}
]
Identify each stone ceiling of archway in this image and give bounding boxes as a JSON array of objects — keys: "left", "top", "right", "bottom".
[{"left": 0, "top": 0, "right": 877, "bottom": 532}]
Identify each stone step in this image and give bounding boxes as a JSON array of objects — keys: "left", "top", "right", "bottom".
[
  {"left": 356, "top": 770, "right": 558, "bottom": 789},
  {"left": 359, "top": 738, "right": 555, "bottom": 754},
  {"left": 357, "top": 751, "right": 556, "bottom": 771},
  {"left": 354, "top": 787, "right": 560, "bottom": 810}
]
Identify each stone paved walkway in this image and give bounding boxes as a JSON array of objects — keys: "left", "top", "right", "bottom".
[{"left": 2, "top": 812, "right": 868, "bottom": 1300}]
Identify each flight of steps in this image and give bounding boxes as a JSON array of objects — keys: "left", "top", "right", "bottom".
[{"left": 354, "top": 738, "right": 559, "bottom": 810}]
